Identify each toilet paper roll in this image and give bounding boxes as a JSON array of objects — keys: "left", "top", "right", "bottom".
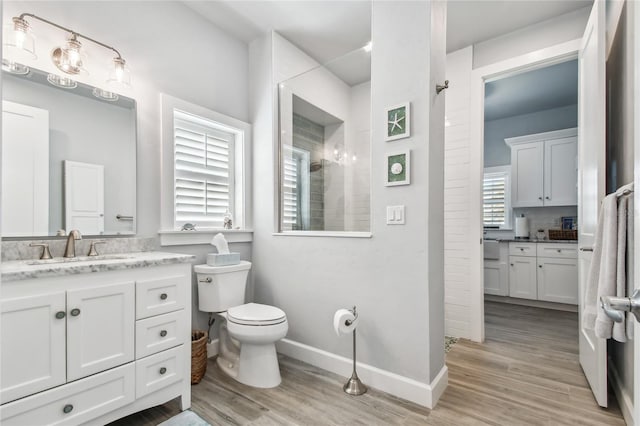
[{"left": 333, "top": 309, "right": 359, "bottom": 336}]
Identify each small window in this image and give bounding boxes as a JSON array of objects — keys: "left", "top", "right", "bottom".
[
  {"left": 483, "top": 166, "right": 511, "bottom": 229},
  {"left": 281, "top": 146, "right": 310, "bottom": 230},
  {"left": 173, "top": 111, "right": 235, "bottom": 229}
]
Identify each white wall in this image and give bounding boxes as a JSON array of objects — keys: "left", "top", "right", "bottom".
[
  {"left": 249, "top": 1, "right": 446, "bottom": 407},
  {"left": 473, "top": 7, "right": 591, "bottom": 69},
  {"left": 444, "top": 46, "right": 473, "bottom": 339},
  {"left": 484, "top": 104, "right": 578, "bottom": 167},
  {"left": 3, "top": 1, "right": 252, "bottom": 332}
]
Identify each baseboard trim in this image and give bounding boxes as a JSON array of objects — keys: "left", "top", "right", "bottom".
[
  {"left": 276, "top": 338, "right": 448, "bottom": 408},
  {"left": 206, "top": 339, "right": 220, "bottom": 358},
  {"left": 485, "top": 295, "right": 578, "bottom": 312},
  {"left": 609, "top": 359, "right": 634, "bottom": 426}
]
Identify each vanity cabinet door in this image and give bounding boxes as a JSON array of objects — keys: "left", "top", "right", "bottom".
[
  {"left": 67, "top": 282, "right": 135, "bottom": 381},
  {"left": 1, "top": 292, "right": 66, "bottom": 404}
]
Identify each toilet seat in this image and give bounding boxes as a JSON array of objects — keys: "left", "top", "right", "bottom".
[{"left": 227, "top": 303, "right": 286, "bottom": 326}]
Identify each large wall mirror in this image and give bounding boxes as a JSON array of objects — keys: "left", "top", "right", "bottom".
[
  {"left": 2, "top": 66, "right": 137, "bottom": 238},
  {"left": 277, "top": 33, "right": 371, "bottom": 233}
]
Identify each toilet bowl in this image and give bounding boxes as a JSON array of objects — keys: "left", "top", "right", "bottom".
[{"left": 195, "top": 263, "right": 288, "bottom": 388}]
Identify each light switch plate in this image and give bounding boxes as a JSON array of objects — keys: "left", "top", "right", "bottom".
[{"left": 386, "top": 205, "right": 405, "bottom": 225}]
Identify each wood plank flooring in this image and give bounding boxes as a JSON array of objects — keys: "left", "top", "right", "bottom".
[{"left": 110, "top": 301, "right": 625, "bottom": 425}]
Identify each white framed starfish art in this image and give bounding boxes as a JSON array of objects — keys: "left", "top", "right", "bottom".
[{"left": 385, "top": 102, "right": 410, "bottom": 141}]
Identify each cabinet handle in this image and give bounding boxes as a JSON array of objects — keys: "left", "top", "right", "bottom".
[
  {"left": 510, "top": 263, "right": 514, "bottom": 266},
  {"left": 538, "top": 197, "right": 543, "bottom": 200},
  {"left": 539, "top": 265, "right": 543, "bottom": 268},
  {"left": 520, "top": 248, "right": 524, "bottom": 252},
  {"left": 55, "top": 311, "right": 66, "bottom": 319},
  {"left": 580, "top": 247, "right": 594, "bottom": 252},
  {"left": 557, "top": 249, "right": 561, "bottom": 253},
  {"left": 70, "top": 308, "right": 81, "bottom": 317},
  {"left": 199, "top": 277, "right": 212, "bottom": 283},
  {"left": 545, "top": 196, "right": 550, "bottom": 200},
  {"left": 160, "top": 293, "right": 168, "bottom": 300},
  {"left": 159, "top": 367, "right": 167, "bottom": 375},
  {"left": 63, "top": 404, "right": 73, "bottom": 414},
  {"left": 160, "top": 330, "right": 168, "bottom": 337}
]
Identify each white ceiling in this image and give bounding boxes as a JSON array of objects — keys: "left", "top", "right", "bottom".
[{"left": 484, "top": 59, "right": 578, "bottom": 121}]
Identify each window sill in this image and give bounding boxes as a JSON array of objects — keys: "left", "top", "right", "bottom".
[
  {"left": 158, "top": 229, "right": 253, "bottom": 246},
  {"left": 272, "top": 231, "right": 372, "bottom": 238}
]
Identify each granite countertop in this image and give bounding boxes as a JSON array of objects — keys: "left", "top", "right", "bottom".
[
  {"left": 1, "top": 251, "right": 196, "bottom": 282},
  {"left": 487, "top": 238, "right": 578, "bottom": 244}
]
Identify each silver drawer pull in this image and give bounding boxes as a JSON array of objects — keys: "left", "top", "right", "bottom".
[
  {"left": 580, "top": 247, "right": 594, "bottom": 252},
  {"left": 199, "top": 277, "right": 212, "bottom": 283},
  {"left": 160, "top": 293, "right": 168, "bottom": 300},
  {"left": 55, "top": 311, "right": 66, "bottom": 319},
  {"left": 70, "top": 308, "right": 81, "bottom": 317},
  {"left": 159, "top": 367, "right": 167, "bottom": 375},
  {"left": 63, "top": 404, "right": 73, "bottom": 414},
  {"left": 557, "top": 249, "right": 561, "bottom": 253},
  {"left": 160, "top": 330, "right": 168, "bottom": 337}
]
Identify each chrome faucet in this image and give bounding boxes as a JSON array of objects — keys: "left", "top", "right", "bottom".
[{"left": 63, "top": 230, "right": 82, "bottom": 258}]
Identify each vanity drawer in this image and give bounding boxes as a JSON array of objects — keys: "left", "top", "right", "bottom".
[
  {"left": 135, "top": 345, "right": 184, "bottom": 398},
  {"left": 537, "top": 244, "right": 578, "bottom": 259},
  {"left": 136, "top": 275, "right": 187, "bottom": 319},
  {"left": 509, "top": 242, "right": 537, "bottom": 257},
  {"left": 0, "top": 363, "right": 134, "bottom": 426},
  {"left": 136, "top": 310, "right": 186, "bottom": 359}
]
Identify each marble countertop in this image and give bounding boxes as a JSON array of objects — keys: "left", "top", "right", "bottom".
[
  {"left": 1, "top": 251, "right": 196, "bottom": 282},
  {"left": 486, "top": 238, "right": 578, "bottom": 244}
]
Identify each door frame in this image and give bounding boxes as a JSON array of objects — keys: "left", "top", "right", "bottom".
[
  {"left": 633, "top": 0, "right": 640, "bottom": 422},
  {"left": 468, "top": 39, "right": 582, "bottom": 342}
]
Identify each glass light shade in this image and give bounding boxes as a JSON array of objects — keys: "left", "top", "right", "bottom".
[
  {"left": 2, "top": 59, "right": 30, "bottom": 75},
  {"left": 107, "top": 58, "right": 131, "bottom": 88},
  {"left": 3, "top": 18, "right": 37, "bottom": 61},
  {"left": 47, "top": 73, "right": 77, "bottom": 89},
  {"left": 52, "top": 36, "right": 87, "bottom": 75},
  {"left": 92, "top": 87, "right": 119, "bottom": 102}
]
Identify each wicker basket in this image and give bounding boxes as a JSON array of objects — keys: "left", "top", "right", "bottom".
[
  {"left": 548, "top": 229, "right": 578, "bottom": 240},
  {"left": 191, "top": 330, "right": 208, "bottom": 384}
]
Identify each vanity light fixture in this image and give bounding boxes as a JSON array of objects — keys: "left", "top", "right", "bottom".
[
  {"left": 92, "top": 87, "right": 119, "bottom": 102},
  {"left": 3, "top": 13, "right": 131, "bottom": 90},
  {"left": 47, "top": 73, "right": 78, "bottom": 89},
  {"left": 1, "top": 58, "right": 29, "bottom": 75}
]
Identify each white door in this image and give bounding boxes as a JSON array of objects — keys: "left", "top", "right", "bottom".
[
  {"left": 544, "top": 137, "right": 578, "bottom": 206},
  {"left": 0, "top": 292, "right": 66, "bottom": 404},
  {"left": 578, "top": 0, "right": 607, "bottom": 408},
  {"left": 537, "top": 257, "right": 578, "bottom": 304},
  {"left": 66, "top": 282, "right": 135, "bottom": 381},
  {"left": 64, "top": 160, "right": 105, "bottom": 235},
  {"left": 511, "top": 142, "right": 544, "bottom": 207},
  {"left": 508, "top": 256, "right": 537, "bottom": 299},
  {"left": 1, "top": 101, "right": 49, "bottom": 237}
]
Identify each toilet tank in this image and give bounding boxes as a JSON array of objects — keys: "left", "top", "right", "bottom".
[{"left": 195, "top": 261, "right": 251, "bottom": 312}]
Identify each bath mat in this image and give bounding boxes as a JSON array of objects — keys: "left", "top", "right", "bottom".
[
  {"left": 158, "top": 410, "right": 210, "bottom": 426},
  {"left": 445, "top": 336, "right": 459, "bottom": 353}
]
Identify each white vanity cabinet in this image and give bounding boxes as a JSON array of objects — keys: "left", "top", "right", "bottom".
[
  {"left": 0, "top": 259, "right": 192, "bottom": 426},
  {"left": 507, "top": 128, "right": 578, "bottom": 208},
  {"left": 508, "top": 245, "right": 538, "bottom": 300}
]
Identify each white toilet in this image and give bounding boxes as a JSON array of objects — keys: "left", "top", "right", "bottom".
[{"left": 195, "top": 261, "right": 288, "bottom": 388}]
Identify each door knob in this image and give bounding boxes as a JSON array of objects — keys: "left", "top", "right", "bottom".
[{"left": 601, "top": 289, "right": 640, "bottom": 323}]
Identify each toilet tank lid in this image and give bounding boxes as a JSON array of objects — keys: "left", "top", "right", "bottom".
[
  {"left": 195, "top": 261, "right": 251, "bottom": 274},
  {"left": 228, "top": 303, "right": 286, "bottom": 323}
]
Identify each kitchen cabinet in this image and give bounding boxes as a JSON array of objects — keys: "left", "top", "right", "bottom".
[
  {"left": 0, "top": 262, "right": 191, "bottom": 425},
  {"left": 507, "top": 128, "right": 577, "bottom": 208},
  {"left": 484, "top": 241, "right": 509, "bottom": 296},
  {"left": 507, "top": 242, "right": 578, "bottom": 305}
]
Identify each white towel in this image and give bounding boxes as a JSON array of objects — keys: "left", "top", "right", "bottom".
[{"left": 582, "top": 192, "right": 630, "bottom": 342}]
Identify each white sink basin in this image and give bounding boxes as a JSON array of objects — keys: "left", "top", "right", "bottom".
[
  {"left": 26, "top": 254, "right": 134, "bottom": 266},
  {"left": 484, "top": 240, "right": 500, "bottom": 260}
]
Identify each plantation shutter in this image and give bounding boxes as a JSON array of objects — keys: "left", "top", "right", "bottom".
[
  {"left": 174, "top": 111, "right": 234, "bottom": 228},
  {"left": 282, "top": 146, "right": 298, "bottom": 230},
  {"left": 483, "top": 172, "right": 507, "bottom": 227}
]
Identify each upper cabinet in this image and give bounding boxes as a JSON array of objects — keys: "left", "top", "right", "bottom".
[{"left": 506, "top": 128, "right": 577, "bottom": 208}]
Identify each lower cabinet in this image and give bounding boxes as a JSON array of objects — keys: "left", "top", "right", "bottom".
[
  {"left": 509, "top": 256, "right": 538, "bottom": 299},
  {"left": 484, "top": 261, "right": 508, "bottom": 296},
  {"left": 507, "top": 242, "right": 578, "bottom": 305},
  {"left": 0, "top": 262, "right": 192, "bottom": 425}
]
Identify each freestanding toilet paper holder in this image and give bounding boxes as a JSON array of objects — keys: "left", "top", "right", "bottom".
[{"left": 343, "top": 306, "right": 367, "bottom": 396}]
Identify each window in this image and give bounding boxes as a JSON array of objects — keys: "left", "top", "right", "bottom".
[
  {"left": 483, "top": 166, "right": 511, "bottom": 229},
  {"left": 173, "top": 111, "right": 235, "bottom": 228},
  {"left": 281, "top": 146, "right": 310, "bottom": 231},
  {"left": 160, "top": 94, "right": 250, "bottom": 242}
]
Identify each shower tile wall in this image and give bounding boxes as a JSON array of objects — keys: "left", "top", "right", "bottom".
[{"left": 293, "top": 113, "right": 325, "bottom": 230}]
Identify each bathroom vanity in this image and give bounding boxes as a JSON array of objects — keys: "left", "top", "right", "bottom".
[{"left": 0, "top": 252, "right": 194, "bottom": 425}]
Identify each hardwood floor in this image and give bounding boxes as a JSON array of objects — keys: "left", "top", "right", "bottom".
[{"left": 110, "top": 301, "right": 625, "bottom": 425}]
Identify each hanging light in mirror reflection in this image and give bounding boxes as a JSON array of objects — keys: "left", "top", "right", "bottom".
[
  {"left": 47, "top": 73, "right": 77, "bottom": 89},
  {"left": 107, "top": 57, "right": 131, "bottom": 88},
  {"left": 3, "top": 17, "right": 36, "bottom": 60},
  {"left": 92, "top": 87, "right": 119, "bottom": 102},
  {"left": 52, "top": 34, "right": 86, "bottom": 75},
  {"left": 333, "top": 148, "right": 357, "bottom": 165},
  {"left": 2, "top": 59, "right": 30, "bottom": 75}
]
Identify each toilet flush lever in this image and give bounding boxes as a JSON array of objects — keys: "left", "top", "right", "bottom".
[
  {"left": 601, "top": 289, "right": 640, "bottom": 323},
  {"left": 199, "top": 277, "right": 212, "bottom": 283}
]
